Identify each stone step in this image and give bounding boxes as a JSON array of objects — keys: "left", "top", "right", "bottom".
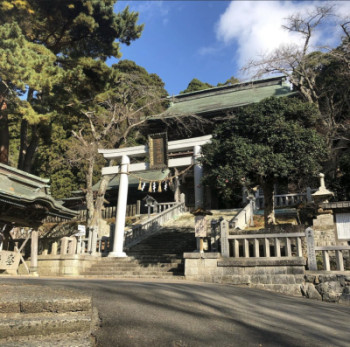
[
  {"left": 0, "top": 312, "right": 92, "bottom": 340},
  {"left": 0, "top": 331, "right": 94, "bottom": 347},
  {"left": 87, "top": 264, "right": 183, "bottom": 272},
  {"left": 0, "top": 285, "right": 92, "bottom": 314},
  {"left": 0, "top": 284, "right": 96, "bottom": 345},
  {"left": 83, "top": 270, "right": 179, "bottom": 276},
  {"left": 82, "top": 274, "right": 185, "bottom": 279}
]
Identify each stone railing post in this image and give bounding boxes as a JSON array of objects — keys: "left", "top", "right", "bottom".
[
  {"left": 220, "top": 220, "right": 229, "bottom": 257},
  {"left": 305, "top": 227, "right": 317, "bottom": 271},
  {"left": 51, "top": 242, "right": 58, "bottom": 255},
  {"left": 68, "top": 237, "right": 77, "bottom": 255},
  {"left": 61, "top": 237, "right": 69, "bottom": 255},
  {"left": 30, "top": 231, "right": 39, "bottom": 276},
  {"left": 210, "top": 219, "right": 219, "bottom": 252}
]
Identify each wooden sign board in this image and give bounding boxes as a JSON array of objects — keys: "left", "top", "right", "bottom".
[
  {"left": 0, "top": 251, "right": 21, "bottom": 271},
  {"left": 148, "top": 133, "right": 168, "bottom": 170},
  {"left": 195, "top": 216, "right": 207, "bottom": 237}
]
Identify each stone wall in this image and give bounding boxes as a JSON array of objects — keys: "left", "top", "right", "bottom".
[
  {"left": 301, "top": 272, "right": 350, "bottom": 306},
  {"left": 312, "top": 213, "right": 348, "bottom": 247},
  {"left": 18, "top": 254, "right": 97, "bottom": 276},
  {"left": 184, "top": 253, "right": 305, "bottom": 296}
]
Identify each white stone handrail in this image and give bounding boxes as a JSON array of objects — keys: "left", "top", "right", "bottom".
[
  {"left": 254, "top": 188, "right": 316, "bottom": 209},
  {"left": 229, "top": 202, "right": 254, "bottom": 230},
  {"left": 220, "top": 219, "right": 305, "bottom": 258},
  {"left": 124, "top": 202, "right": 186, "bottom": 249},
  {"left": 314, "top": 245, "right": 350, "bottom": 271},
  {"left": 156, "top": 202, "right": 178, "bottom": 213}
]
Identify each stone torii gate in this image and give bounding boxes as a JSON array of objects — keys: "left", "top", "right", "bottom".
[{"left": 99, "top": 134, "right": 212, "bottom": 257}]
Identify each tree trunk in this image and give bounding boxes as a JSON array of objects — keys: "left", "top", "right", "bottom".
[
  {"left": 22, "top": 125, "right": 39, "bottom": 173},
  {"left": 85, "top": 158, "right": 95, "bottom": 227},
  {"left": 262, "top": 177, "right": 276, "bottom": 227},
  {"left": 92, "top": 173, "right": 113, "bottom": 225},
  {"left": 18, "top": 118, "right": 28, "bottom": 171},
  {"left": 0, "top": 113, "right": 9, "bottom": 164}
]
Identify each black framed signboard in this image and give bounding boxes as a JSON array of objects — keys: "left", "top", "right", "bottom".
[{"left": 148, "top": 132, "right": 168, "bottom": 169}]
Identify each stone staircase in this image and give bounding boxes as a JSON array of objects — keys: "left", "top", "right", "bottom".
[
  {"left": 0, "top": 284, "right": 97, "bottom": 346},
  {"left": 82, "top": 228, "right": 196, "bottom": 279}
]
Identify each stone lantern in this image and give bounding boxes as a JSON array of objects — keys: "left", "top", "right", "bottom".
[{"left": 312, "top": 173, "right": 334, "bottom": 207}]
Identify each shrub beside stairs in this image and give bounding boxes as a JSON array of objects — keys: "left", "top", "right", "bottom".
[{"left": 0, "top": 284, "right": 98, "bottom": 346}]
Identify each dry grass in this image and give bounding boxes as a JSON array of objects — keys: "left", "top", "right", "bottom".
[{"left": 245, "top": 214, "right": 298, "bottom": 230}]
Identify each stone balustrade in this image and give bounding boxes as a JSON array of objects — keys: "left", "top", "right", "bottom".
[
  {"left": 229, "top": 202, "right": 254, "bottom": 230},
  {"left": 254, "top": 188, "right": 315, "bottom": 210},
  {"left": 225, "top": 233, "right": 304, "bottom": 259},
  {"left": 314, "top": 245, "right": 350, "bottom": 271},
  {"left": 156, "top": 202, "right": 178, "bottom": 213},
  {"left": 124, "top": 201, "right": 186, "bottom": 249},
  {"left": 220, "top": 219, "right": 305, "bottom": 258}
]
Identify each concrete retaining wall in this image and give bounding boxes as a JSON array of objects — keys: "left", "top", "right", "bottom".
[
  {"left": 18, "top": 255, "right": 99, "bottom": 276},
  {"left": 184, "top": 253, "right": 305, "bottom": 296}
]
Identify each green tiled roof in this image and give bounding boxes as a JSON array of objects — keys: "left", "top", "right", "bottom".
[
  {"left": 164, "top": 76, "right": 296, "bottom": 117},
  {"left": 0, "top": 163, "right": 77, "bottom": 221}
]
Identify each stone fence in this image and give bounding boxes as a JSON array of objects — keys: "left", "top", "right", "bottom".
[{"left": 254, "top": 188, "right": 315, "bottom": 210}]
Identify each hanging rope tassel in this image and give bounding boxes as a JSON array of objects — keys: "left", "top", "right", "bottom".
[
  {"left": 149, "top": 182, "right": 153, "bottom": 192},
  {"left": 158, "top": 181, "right": 162, "bottom": 193},
  {"left": 138, "top": 179, "right": 142, "bottom": 191}
]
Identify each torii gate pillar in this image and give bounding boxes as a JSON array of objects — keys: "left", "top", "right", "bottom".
[
  {"left": 108, "top": 155, "right": 129, "bottom": 257},
  {"left": 194, "top": 145, "right": 204, "bottom": 209}
]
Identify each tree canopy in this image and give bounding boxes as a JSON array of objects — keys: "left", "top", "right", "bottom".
[
  {"left": 0, "top": 0, "right": 144, "bottom": 171},
  {"left": 180, "top": 76, "right": 240, "bottom": 94},
  {"left": 201, "top": 97, "right": 328, "bottom": 226}
]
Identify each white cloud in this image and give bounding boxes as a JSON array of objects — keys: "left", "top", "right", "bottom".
[{"left": 216, "top": 1, "right": 350, "bottom": 71}]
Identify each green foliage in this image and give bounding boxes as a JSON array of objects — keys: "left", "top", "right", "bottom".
[
  {"left": 0, "top": 0, "right": 143, "bottom": 60},
  {"left": 217, "top": 76, "right": 240, "bottom": 87},
  {"left": 201, "top": 97, "right": 328, "bottom": 203},
  {"left": 0, "top": 22, "right": 59, "bottom": 123},
  {"left": 0, "top": 0, "right": 144, "bottom": 173},
  {"left": 180, "top": 76, "right": 240, "bottom": 94},
  {"left": 180, "top": 78, "right": 213, "bottom": 94}
]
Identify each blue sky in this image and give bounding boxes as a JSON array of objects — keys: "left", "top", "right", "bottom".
[{"left": 110, "top": 1, "right": 350, "bottom": 96}]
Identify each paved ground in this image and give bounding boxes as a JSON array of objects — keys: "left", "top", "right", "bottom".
[{"left": 1, "top": 277, "right": 350, "bottom": 347}]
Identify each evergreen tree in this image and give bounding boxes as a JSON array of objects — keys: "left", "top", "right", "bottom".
[
  {"left": 180, "top": 78, "right": 213, "bottom": 94},
  {"left": 0, "top": 0, "right": 143, "bottom": 172},
  {"left": 201, "top": 97, "right": 328, "bottom": 226}
]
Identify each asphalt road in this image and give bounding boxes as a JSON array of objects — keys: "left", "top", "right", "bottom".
[{"left": 2, "top": 277, "right": 350, "bottom": 347}]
